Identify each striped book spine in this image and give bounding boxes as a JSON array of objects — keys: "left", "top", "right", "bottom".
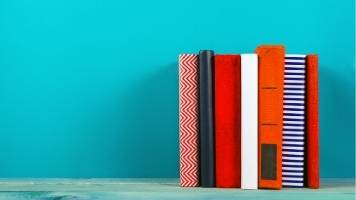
[
  {"left": 178, "top": 54, "right": 199, "bottom": 187},
  {"left": 282, "top": 54, "right": 306, "bottom": 187}
]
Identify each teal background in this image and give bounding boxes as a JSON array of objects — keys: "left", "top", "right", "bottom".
[{"left": 0, "top": 0, "right": 354, "bottom": 178}]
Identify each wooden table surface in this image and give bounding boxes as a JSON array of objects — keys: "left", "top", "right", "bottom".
[{"left": 0, "top": 178, "right": 353, "bottom": 200}]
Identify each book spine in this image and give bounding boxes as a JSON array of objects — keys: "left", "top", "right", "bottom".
[
  {"left": 199, "top": 50, "right": 215, "bottom": 187},
  {"left": 282, "top": 54, "right": 306, "bottom": 187},
  {"left": 241, "top": 54, "right": 258, "bottom": 190},
  {"left": 215, "top": 55, "right": 241, "bottom": 188},
  {"left": 256, "top": 45, "right": 285, "bottom": 189},
  {"left": 178, "top": 54, "right": 200, "bottom": 187},
  {"left": 305, "top": 55, "right": 320, "bottom": 189}
]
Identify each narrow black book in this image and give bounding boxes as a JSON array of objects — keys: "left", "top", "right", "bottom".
[{"left": 198, "top": 50, "right": 215, "bottom": 187}]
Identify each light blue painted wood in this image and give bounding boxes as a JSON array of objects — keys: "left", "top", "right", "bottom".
[{"left": 0, "top": 179, "right": 353, "bottom": 200}]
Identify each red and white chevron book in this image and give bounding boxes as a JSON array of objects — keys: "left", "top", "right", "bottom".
[{"left": 179, "top": 54, "right": 199, "bottom": 187}]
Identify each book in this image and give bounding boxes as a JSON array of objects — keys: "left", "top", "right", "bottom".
[
  {"left": 305, "top": 55, "right": 320, "bottom": 189},
  {"left": 198, "top": 50, "right": 215, "bottom": 187},
  {"left": 282, "top": 54, "right": 306, "bottom": 187},
  {"left": 215, "top": 55, "right": 241, "bottom": 188},
  {"left": 255, "top": 45, "right": 285, "bottom": 189},
  {"left": 241, "top": 54, "right": 258, "bottom": 190},
  {"left": 178, "top": 54, "right": 200, "bottom": 187}
]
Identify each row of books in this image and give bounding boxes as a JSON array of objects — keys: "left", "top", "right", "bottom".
[{"left": 178, "top": 45, "right": 320, "bottom": 190}]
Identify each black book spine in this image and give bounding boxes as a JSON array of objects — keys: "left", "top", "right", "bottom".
[{"left": 198, "top": 50, "right": 215, "bottom": 187}]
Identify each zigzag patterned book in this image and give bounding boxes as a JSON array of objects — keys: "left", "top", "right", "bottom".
[
  {"left": 282, "top": 54, "right": 306, "bottom": 187},
  {"left": 306, "top": 55, "right": 320, "bottom": 189},
  {"left": 215, "top": 55, "right": 241, "bottom": 188},
  {"left": 199, "top": 50, "right": 215, "bottom": 187},
  {"left": 178, "top": 54, "right": 200, "bottom": 187},
  {"left": 256, "top": 45, "right": 285, "bottom": 189}
]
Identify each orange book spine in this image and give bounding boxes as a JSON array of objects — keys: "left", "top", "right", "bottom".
[
  {"left": 256, "top": 45, "right": 285, "bottom": 189},
  {"left": 305, "top": 55, "right": 320, "bottom": 189}
]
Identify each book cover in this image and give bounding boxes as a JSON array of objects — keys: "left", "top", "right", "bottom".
[
  {"left": 199, "top": 50, "right": 215, "bottom": 187},
  {"left": 255, "top": 45, "right": 285, "bottom": 189},
  {"left": 305, "top": 55, "right": 320, "bottom": 189},
  {"left": 241, "top": 54, "right": 258, "bottom": 190},
  {"left": 178, "top": 54, "right": 200, "bottom": 187},
  {"left": 282, "top": 54, "right": 306, "bottom": 187},
  {"left": 215, "top": 54, "right": 241, "bottom": 188}
]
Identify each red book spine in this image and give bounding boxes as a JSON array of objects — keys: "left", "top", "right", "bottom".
[
  {"left": 306, "top": 55, "right": 320, "bottom": 189},
  {"left": 215, "top": 55, "right": 241, "bottom": 188}
]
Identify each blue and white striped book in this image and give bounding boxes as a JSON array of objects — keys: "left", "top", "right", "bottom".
[{"left": 282, "top": 54, "right": 306, "bottom": 187}]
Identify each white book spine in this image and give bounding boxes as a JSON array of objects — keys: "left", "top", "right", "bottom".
[{"left": 241, "top": 54, "right": 258, "bottom": 190}]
